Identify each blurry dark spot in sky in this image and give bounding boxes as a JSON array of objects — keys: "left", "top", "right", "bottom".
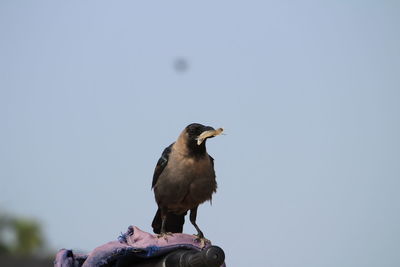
[{"left": 173, "top": 58, "right": 189, "bottom": 73}]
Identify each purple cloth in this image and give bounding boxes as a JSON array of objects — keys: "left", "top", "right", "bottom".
[{"left": 54, "top": 226, "right": 226, "bottom": 267}]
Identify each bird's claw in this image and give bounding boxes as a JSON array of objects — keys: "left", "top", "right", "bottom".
[
  {"left": 193, "top": 234, "right": 210, "bottom": 248},
  {"left": 157, "top": 232, "right": 173, "bottom": 241}
]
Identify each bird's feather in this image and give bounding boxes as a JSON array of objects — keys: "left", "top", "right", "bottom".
[
  {"left": 151, "top": 208, "right": 187, "bottom": 234},
  {"left": 209, "top": 155, "right": 214, "bottom": 168},
  {"left": 151, "top": 143, "right": 173, "bottom": 189}
]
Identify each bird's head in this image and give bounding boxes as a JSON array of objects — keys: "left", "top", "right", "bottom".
[{"left": 185, "top": 123, "right": 224, "bottom": 147}]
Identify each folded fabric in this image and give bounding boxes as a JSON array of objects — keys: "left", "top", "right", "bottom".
[{"left": 54, "top": 225, "right": 226, "bottom": 267}]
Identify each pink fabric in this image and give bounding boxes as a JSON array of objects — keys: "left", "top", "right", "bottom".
[
  {"left": 55, "top": 226, "right": 225, "bottom": 267},
  {"left": 124, "top": 226, "right": 209, "bottom": 248}
]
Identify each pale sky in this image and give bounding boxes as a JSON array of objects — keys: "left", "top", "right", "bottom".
[{"left": 1, "top": 1, "right": 400, "bottom": 266}]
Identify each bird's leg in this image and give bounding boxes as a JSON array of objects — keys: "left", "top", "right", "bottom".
[
  {"left": 157, "top": 208, "right": 173, "bottom": 240},
  {"left": 190, "top": 207, "right": 210, "bottom": 248}
]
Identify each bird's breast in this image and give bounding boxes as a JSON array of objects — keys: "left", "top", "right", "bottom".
[{"left": 154, "top": 154, "right": 216, "bottom": 211}]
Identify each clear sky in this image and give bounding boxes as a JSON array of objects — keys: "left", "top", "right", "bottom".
[{"left": 1, "top": 1, "right": 399, "bottom": 266}]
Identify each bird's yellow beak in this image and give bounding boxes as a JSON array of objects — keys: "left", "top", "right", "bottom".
[{"left": 197, "top": 128, "right": 224, "bottom": 145}]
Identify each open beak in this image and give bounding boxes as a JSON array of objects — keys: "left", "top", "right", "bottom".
[{"left": 197, "top": 127, "right": 224, "bottom": 145}]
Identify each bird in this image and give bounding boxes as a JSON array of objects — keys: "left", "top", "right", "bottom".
[{"left": 151, "top": 123, "right": 223, "bottom": 245}]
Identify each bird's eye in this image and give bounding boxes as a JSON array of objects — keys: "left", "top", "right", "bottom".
[{"left": 188, "top": 127, "right": 201, "bottom": 137}]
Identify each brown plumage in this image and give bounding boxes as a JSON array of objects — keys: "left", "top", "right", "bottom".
[{"left": 151, "top": 123, "right": 223, "bottom": 241}]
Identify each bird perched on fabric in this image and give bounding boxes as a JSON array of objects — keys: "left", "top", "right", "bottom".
[{"left": 151, "top": 123, "right": 223, "bottom": 245}]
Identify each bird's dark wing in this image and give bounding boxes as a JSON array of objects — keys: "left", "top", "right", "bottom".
[
  {"left": 209, "top": 155, "right": 214, "bottom": 168},
  {"left": 152, "top": 143, "right": 174, "bottom": 189},
  {"left": 152, "top": 208, "right": 187, "bottom": 234}
]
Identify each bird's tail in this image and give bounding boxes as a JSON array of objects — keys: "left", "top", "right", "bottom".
[{"left": 152, "top": 208, "right": 186, "bottom": 234}]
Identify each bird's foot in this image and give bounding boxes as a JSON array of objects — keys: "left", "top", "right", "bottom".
[
  {"left": 193, "top": 234, "right": 210, "bottom": 248},
  {"left": 157, "top": 232, "right": 173, "bottom": 241}
]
